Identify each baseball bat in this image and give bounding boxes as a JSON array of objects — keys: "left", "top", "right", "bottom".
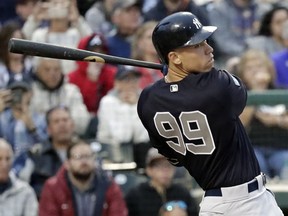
[{"left": 8, "top": 38, "right": 164, "bottom": 71}]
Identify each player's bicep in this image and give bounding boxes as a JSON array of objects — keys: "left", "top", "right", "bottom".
[{"left": 221, "top": 70, "right": 247, "bottom": 116}]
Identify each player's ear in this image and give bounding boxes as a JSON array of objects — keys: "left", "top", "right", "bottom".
[{"left": 168, "top": 51, "right": 181, "bottom": 65}]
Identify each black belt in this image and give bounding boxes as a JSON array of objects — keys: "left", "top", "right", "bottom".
[{"left": 204, "top": 179, "right": 259, "bottom": 197}]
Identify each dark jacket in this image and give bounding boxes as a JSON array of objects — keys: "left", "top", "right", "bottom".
[
  {"left": 28, "top": 140, "right": 63, "bottom": 199},
  {"left": 39, "top": 165, "right": 128, "bottom": 216},
  {"left": 125, "top": 182, "right": 198, "bottom": 216}
]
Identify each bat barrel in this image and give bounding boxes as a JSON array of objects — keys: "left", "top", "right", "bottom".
[{"left": 8, "top": 38, "right": 164, "bottom": 70}]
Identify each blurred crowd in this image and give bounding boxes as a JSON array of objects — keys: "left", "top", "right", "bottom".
[{"left": 0, "top": 0, "right": 288, "bottom": 215}]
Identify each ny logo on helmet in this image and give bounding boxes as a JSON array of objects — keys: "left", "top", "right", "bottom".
[{"left": 193, "top": 18, "right": 202, "bottom": 29}]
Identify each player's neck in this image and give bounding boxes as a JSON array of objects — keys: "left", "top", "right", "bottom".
[{"left": 166, "top": 66, "right": 188, "bottom": 83}]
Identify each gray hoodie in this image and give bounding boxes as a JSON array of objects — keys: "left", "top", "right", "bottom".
[{"left": 0, "top": 172, "right": 38, "bottom": 216}]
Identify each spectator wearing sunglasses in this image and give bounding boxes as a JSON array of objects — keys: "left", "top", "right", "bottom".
[{"left": 159, "top": 200, "right": 188, "bottom": 216}]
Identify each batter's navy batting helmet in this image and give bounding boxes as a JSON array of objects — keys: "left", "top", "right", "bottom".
[{"left": 152, "top": 12, "right": 217, "bottom": 65}]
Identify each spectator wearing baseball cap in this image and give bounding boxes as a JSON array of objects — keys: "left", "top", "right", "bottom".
[
  {"left": 96, "top": 65, "right": 150, "bottom": 165},
  {"left": 106, "top": 0, "right": 143, "bottom": 58},
  {"left": 0, "top": 81, "right": 48, "bottom": 178},
  {"left": 68, "top": 33, "right": 116, "bottom": 115},
  {"left": 1, "top": 81, "right": 48, "bottom": 158},
  {"left": 125, "top": 147, "right": 199, "bottom": 216},
  {"left": 68, "top": 33, "right": 117, "bottom": 139},
  {"left": 114, "top": 65, "right": 142, "bottom": 81}
]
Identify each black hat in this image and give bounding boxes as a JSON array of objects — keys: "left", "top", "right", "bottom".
[{"left": 115, "top": 65, "right": 142, "bottom": 80}]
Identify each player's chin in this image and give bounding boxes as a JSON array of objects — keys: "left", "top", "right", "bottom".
[{"left": 203, "top": 59, "right": 214, "bottom": 72}]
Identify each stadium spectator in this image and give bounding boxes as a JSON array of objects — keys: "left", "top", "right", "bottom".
[
  {"left": 13, "top": 0, "right": 38, "bottom": 27},
  {"left": 96, "top": 65, "right": 150, "bottom": 166},
  {"left": 85, "top": 0, "right": 116, "bottom": 36},
  {"left": 39, "top": 139, "right": 128, "bottom": 216},
  {"left": 125, "top": 148, "right": 198, "bottom": 216},
  {"left": 23, "top": 0, "right": 93, "bottom": 74},
  {"left": 0, "top": 81, "right": 47, "bottom": 160},
  {"left": 246, "top": 5, "right": 288, "bottom": 56},
  {"left": 106, "top": 0, "right": 143, "bottom": 58},
  {"left": 0, "top": 138, "right": 38, "bottom": 216},
  {"left": 0, "top": 21, "right": 33, "bottom": 89},
  {"left": 271, "top": 19, "right": 288, "bottom": 88},
  {"left": 208, "top": 0, "right": 271, "bottom": 67},
  {"left": 143, "top": 0, "right": 209, "bottom": 26},
  {"left": 68, "top": 33, "right": 116, "bottom": 115},
  {"left": 17, "top": 106, "right": 77, "bottom": 199},
  {"left": 237, "top": 49, "right": 288, "bottom": 179},
  {"left": 131, "top": 21, "right": 163, "bottom": 88},
  {"left": 30, "top": 57, "right": 90, "bottom": 136},
  {"left": 68, "top": 33, "right": 117, "bottom": 139}
]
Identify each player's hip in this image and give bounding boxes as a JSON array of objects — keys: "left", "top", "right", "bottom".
[{"left": 199, "top": 173, "right": 283, "bottom": 215}]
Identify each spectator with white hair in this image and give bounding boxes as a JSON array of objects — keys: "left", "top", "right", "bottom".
[
  {"left": 30, "top": 57, "right": 90, "bottom": 136},
  {"left": 0, "top": 138, "right": 38, "bottom": 216}
]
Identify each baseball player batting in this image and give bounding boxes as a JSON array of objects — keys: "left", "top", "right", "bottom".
[{"left": 137, "top": 12, "right": 283, "bottom": 215}]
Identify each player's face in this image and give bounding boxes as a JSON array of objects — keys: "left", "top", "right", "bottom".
[
  {"left": 173, "top": 40, "right": 214, "bottom": 73},
  {"left": 147, "top": 159, "right": 175, "bottom": 187}
]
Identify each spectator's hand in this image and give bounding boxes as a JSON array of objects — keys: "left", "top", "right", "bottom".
[
  {"left": 32, "top": 2, "right": 50, "bottom": 22},
  {"left": 19, "top": 104, "right": 36, "bottom": 132},
  {"left": 13, "top": 92, "right": 36, "bottom": 132},
  {"left": 0, "top": 90, "right": 12, "bottom": 112}
]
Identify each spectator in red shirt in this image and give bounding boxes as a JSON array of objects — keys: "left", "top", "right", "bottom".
[
  {"left": 68, "top": 33, "right": 117, "bottom": 116},
  {"left": 39, "top": 139, "right": 128, "bottom": 216}
]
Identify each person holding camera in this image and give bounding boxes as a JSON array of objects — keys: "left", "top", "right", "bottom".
[
  {"left": 0, "top": 81, "right": 47, "bottom": 166},
  {"left": 22, "top": 0, "right": 93, "bottom": 75}
]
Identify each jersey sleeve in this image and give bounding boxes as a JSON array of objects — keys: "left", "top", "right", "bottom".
[
  {"left": 220, "top": 70, "right": 247, "bottom": 116},
  {"left": 148, "top": 134, "right": 185, "bottom": 167}
]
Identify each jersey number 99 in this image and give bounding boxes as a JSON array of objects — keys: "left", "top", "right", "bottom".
[{"left": 154, "top": 111, "right": 215, "bottom": 155}]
